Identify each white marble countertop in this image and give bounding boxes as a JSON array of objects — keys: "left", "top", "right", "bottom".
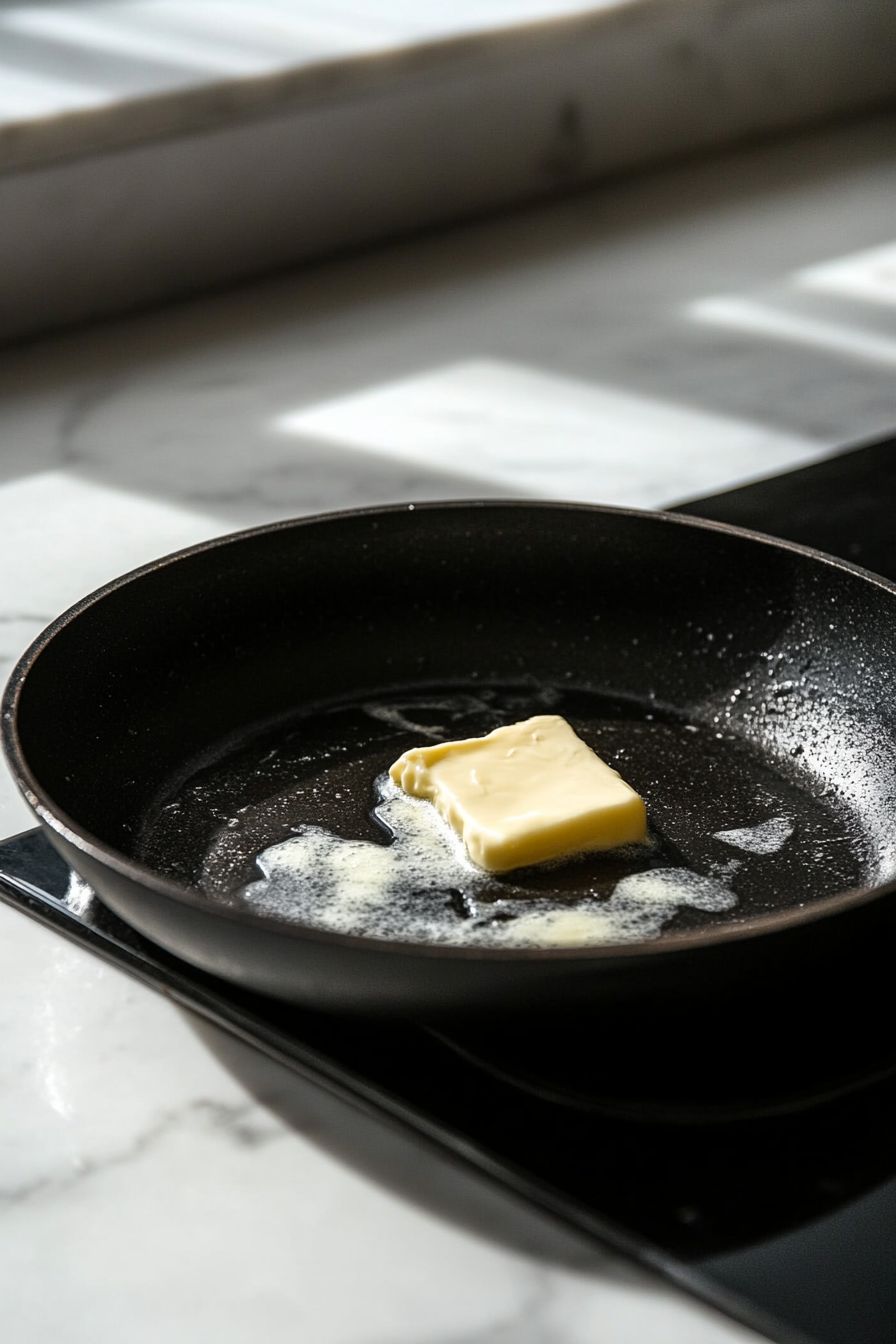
[{"left": 1, "top": 111, "right": 896, "bottom": 1342}]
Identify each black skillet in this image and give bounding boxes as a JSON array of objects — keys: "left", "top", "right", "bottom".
[{"left": 5, "top": 499, "right": 896, "bottom": 1015}]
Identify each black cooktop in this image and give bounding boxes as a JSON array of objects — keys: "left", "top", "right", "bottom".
[{"left": 3, "top": 432, "right": 896, "bottom": 1344}]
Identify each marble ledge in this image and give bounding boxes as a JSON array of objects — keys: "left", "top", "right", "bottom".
[
  {"left": 2, "top": 0, "right": 896, "bottom": 343},
  {"left": 0, "top": 1, "right": 648, "bottom": 173}
]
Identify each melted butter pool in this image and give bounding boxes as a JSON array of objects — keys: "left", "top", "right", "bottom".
[
  {"left": 235, "top": 774, "right": 737, "bottom": 948},
  {"left": 138, "top": 685, "right": 868, "bottom": 948}
]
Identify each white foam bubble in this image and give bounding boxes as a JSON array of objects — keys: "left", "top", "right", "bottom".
[
  {"left": 501, "top": 870, "right": 735, "bottom": 948},
  {"left": 713, "top": 817, "right": 794, "bottom": 854},
  {"left": 236, "top": 775, "right": 737, "bottom": 948}
]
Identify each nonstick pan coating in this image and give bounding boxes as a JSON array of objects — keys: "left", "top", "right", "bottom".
[{"left": 5, "top": 501, "right": 896, "bottom": 1014}]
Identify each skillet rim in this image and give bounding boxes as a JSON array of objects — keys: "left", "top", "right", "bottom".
[{"left": 5, "top": 497, "right": 896, "bottom": 964}]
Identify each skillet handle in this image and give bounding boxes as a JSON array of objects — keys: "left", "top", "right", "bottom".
[{"left": 671, "top": 430, "right": 896, "bottom": 582}]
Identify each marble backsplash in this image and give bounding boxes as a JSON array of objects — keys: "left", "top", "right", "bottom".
[{"left": 1, "top": 0, "right": 895, "bottom": 341}]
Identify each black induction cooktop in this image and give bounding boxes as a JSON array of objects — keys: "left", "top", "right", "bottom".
[{"left": 3, "top": 432, "right": 896, "bottom": 1344}]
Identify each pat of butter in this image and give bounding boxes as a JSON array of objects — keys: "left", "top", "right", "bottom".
[{"left": 389, "top": 715, "right": 647, "bottom": 873}]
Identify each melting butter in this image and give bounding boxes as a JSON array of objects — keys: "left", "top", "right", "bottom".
[
  {"left": 235, "top": 775, "right": 736, "bottom": 949},
  {"left": 389, "top": 714, "right": 647, "bottom": 872}
]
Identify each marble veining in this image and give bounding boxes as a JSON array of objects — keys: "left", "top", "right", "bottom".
[{"left": 0, "top": 1095, "right": 283, "bottom": 1208}]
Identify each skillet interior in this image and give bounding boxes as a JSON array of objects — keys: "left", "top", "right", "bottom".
[
  {"left": 139, "top": 684, "right": 864, "bottom": 938},
  {"left": 7, "top": 502, "right": 896, "bottom": 1013}
]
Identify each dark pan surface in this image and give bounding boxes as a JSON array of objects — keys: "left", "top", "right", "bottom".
[{"left": 6, "top": 501, "right": 896, "bottom": 1012}]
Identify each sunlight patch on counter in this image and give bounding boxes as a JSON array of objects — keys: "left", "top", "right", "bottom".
[{"left": 274, "top": 358, "right": 823, "bottom": 510}]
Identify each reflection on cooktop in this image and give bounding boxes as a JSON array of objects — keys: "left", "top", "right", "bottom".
[
  {"left": 429, "top": 996, "right": 896, "bottom": 1260},
  {"left": 429, "top": 983, "right": 896, "bottom": 1124}
]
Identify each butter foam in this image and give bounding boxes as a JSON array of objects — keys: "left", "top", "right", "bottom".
[{"left": 235, "top": 775, "right": 736, "bottom": 948}]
